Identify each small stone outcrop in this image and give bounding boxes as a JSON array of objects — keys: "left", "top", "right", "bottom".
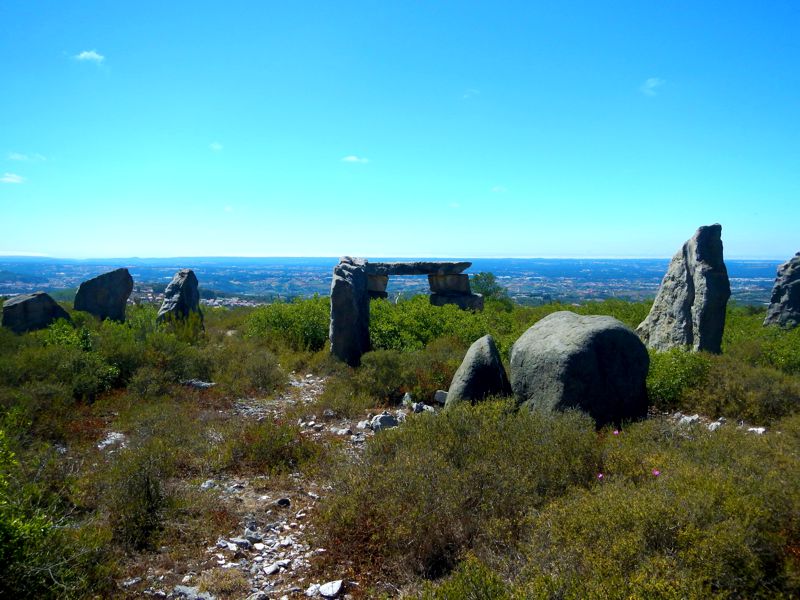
[
  {"left": 510, "top": 311, "right": 649, "bottom": 427},
  {"left": 636, "top": 224, "right": 731, "bottom": 353},
  {"left": 74, "top": 268, "right": 133, "bottom": 322},
  {"left": 330, "top": 257, "right": 370, "bottom": 366},
  {"left": 764, "top": 252, "right": 800, "bottom": 329},
  {"left": 445, "top": 334, "right": 512, "bottom": 407},
  {"left": 2, "top": 292, "right": 71, "bottom": 333},
  {"left": 157, "top": 269, "right": 203, "bottom": 325}
]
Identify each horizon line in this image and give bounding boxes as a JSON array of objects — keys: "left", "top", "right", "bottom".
[{"left": 0, "top": 253, "right": 788, "bottom": 262}]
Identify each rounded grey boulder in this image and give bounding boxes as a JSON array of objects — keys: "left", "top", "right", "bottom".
[
  {"left": 2, "top": 291, "right": 71, "bottom": 333},
  {"left": 74, "top": 268, "right": 133, "bottom": 322},
  {"left": 510, "top": 311, "right": 649, "bottom": 427},
  {"left": 157, "top": 269, "right": 203, "bottom": 325},
  {"left": 446, "top": 334, "right": 511, "bottom": 407}
]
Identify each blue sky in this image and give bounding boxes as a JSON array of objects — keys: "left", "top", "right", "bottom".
[{"left": 1, "top": 1, "right": 798, "bottom": 259}]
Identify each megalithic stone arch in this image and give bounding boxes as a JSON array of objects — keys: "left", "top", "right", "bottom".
[{"left": 329, "top": 257, "right": 484, "bottom": 366}]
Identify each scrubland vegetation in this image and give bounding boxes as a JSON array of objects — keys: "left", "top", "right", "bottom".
[{"left": 1, "top": 290, "right": 799, "bottom": 598}]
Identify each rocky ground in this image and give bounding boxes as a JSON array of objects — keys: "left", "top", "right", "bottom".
[
  {"left": 106, "top": 376, "right": 768, "bottom": 600},
  {"left": 114, "top": 374, "right": 426, "bottom": 600}
]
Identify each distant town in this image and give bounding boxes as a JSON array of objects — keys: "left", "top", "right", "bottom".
[{"left": 0, "top": 256, "right": 782, "bottom": 307}]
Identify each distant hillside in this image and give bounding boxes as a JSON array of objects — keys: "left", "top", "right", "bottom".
[{"left": 0, "top": 270, "right": 46, "bottom": 284}]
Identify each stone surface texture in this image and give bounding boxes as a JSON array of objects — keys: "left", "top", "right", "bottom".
[
  {"left": 428, "top": 273, "right": 471, "bottom": 294},
  {"left": 73, "top": 267, "right": 133, "bottom": 322},
  {"left": 367, "top": 274, "right": 389, "bottom": 299},
  {"left": 446, "top": 334, "right": 512, "bottom": 407},
  {"left": 636, "top": 224, "right": 731, "bottom": 353},
  {"left": 510, "top": 311, "right": 650, "bottom": 427},
  {"left": 329, "top": 257, "right": 370, "bottom": 366},
  {"left": 2, "top": 291, "right": 71, "bottom": 333},
  {"left": 365, "top": 261, "right": 471, "bottom": 276},
  {"left": 764, "top": 252, "right": 800, "bottom": 329},
  {"left": 156, "top": 269, "right": 203, "bottom": 324}
]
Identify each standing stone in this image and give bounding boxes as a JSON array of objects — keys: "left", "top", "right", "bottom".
[
  {"left": 2, "top": 292, "right": 71, "bottom": 333},
  {"left": 446, "top": 334, "right": 512, "bottom": 407},
  {"left": 157, "top": 269, "right": 203, "bottom": 325},
  {"left": 510, "top": 311, "right": 649, "bottom": 427},
  {"left": 764, "top": 252, "right": 800, "bottom": 329},
  {"left": 636, "top": 224, "right": 731, "bottom": 353},
  {"left": 330, "top": 257, "right": 370, "bottom": 366},
  {"left": 74, "top": 268, "right": 133, "bottom": 322}
]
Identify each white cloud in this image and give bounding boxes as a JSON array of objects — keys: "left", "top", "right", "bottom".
[
  {"left": 491, "top": 185, "right": 507, "bottom": 193},
  {"left": 341, "top": 155, "right": 368, "bottom": 164},
  {"left": 462, "top": 88, "right": 480, "bottom": 99},
  {"left": 640, "top": 77, "right": 665, "bottom": 96},
  {"left": 1, "top": 173, "right": 25, "bottom": 184},
  {"left": 74, "top": 50, "right": 105, "bottom": 63},
  {"left": 210, "top": 142, "right": 223, "bottom": 151},
  {"left": 8, "top": 152, "right": 45, "bottom": 161}
]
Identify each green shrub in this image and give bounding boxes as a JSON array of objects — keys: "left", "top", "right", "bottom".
[
  {"left": 683, "top": 355, "right": 800, "bottom": 424},
  {"left": 0, "top": 430, "right": 112, "bottom": 598},
  {"left": 208, "top": 340, "right": 285, "bottom": 397},
  {"left": 105, "top": 437, "right": 175, "bottom": 550},
  {"left": 422, "top": 554, "right": 517, "bottom": 600},
  {"left": 316, "top": 402, "right": 599, "bottom": 578},
  {"left": 215, "top": 419, "right": 321, "bottom": 474},
  {"left": 314, "top": 372, "right": 376, "bottom": 418},
  {"left": 245, "top": 296, "right": 330, "bottom": 351},
  {"left": 647, "top": 348, "right": 711, "bottom": 411},
  {"left": 519, "top": 418, "right": 800, "bottom": 598}
]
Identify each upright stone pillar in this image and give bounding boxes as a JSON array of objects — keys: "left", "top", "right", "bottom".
[
  {"left": 330, "top": 257, "right": 370, "bottom": 366},
  {"left": 157, "top": 269, "right": 203, "bottom": 326},
  {"left": 636, "top": 224, "right": 731, "bottom": 353}
]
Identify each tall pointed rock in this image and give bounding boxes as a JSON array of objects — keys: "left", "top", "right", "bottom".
[{"left": 637, "top": 224, "right": 731, "bottom": 353}]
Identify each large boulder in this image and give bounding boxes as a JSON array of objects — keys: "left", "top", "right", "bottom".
[
  {"left": 764, "top": 252, "right": 800, "bottom": 329},
  {"left": 446, "top": 334, "right": 512, "bottom": 407},
  {"left": 157, "top": 269, "right": 203, "bottom": 325},
  {"left": 329, "top": 257, "right": 370, "bottom": 366},
  {"left": 510, "top": 311, "right": 649, "bottom": 427},
  {"left": 636, "top": 224, "right": 731, "bottom": 353},
  {"left": 2, "top": 292, "right": 71, "bottom": 333},
  {"left": 74, "top": 268, "right": 133, "bottom": 322}
]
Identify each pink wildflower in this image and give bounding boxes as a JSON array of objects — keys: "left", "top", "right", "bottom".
[
  {"left": 597, "top": 473, "right": 604, "bottom": 480},
  {"left": 613, "top": 430, "right": 620, "bottom": 436},
  {"left": 652, "top": 469, "right": 661, "bottom": 477}
]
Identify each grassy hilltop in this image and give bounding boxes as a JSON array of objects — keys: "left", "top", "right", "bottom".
[{"left": 0, "top": 291, "right": 799, "bottom": 598}]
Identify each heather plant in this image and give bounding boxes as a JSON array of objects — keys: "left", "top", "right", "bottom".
[{"left": 316, "top": 401, "right": 599, "bottom": 578}]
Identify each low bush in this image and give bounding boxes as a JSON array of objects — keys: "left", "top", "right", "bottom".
[
  {"left": 518, "top": 417, "right": 800, "bottom": 598},
  {"left": 316, "top": 401, "right": 599, "bottom": 579},
  {"left": 245, "top": 296, "right": 329, "bottom": 351},
  {"left": 647, "top": 348, "right": 711, "bottom": 411},
  {"left": 683, "top": 355, "right": 800, "bottom": 424},
  {"left": 0, "top": 430, "right": 112, "bottom": 598},
  {"left": 104, "top": 437, "right": 175, "bottom": 551},
  {"left": 207, "top": 339, "right": 285, "bottom": 397},
  {"left": 214, "top": 419, "right": 322, "bottom": 474}
]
